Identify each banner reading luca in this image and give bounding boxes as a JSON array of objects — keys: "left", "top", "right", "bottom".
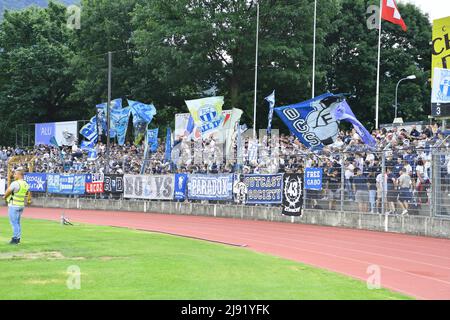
[
  {"left": 85, "top": 173, "right": 104, "bottom": 194},
  {"left": 185, "top": 97, "right": 225, "bottom": 136},
  {"left": 124, "top": 175, "right": 174, "bottom": 200},
  {"left": 47, "top": 174, "right": 86, "bottom": 195},
  {"left": 24, "top": 173, "right": 47, "bottom": 192},
  {"left": 187, "top": 174, "right": 233, "bottom": 201},
  {"left": 282, "top": 173, "right": 303, "bottom": 216},
  {"left": 243, "top": 174, "right": 283, "bottom": 204}
]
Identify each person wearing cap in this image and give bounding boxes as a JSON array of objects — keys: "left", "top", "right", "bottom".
[{"left": 2, "top": 169, "right": 30, "bottom": 244}]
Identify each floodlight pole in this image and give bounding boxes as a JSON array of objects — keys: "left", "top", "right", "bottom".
[
  {"left": 252, "top": 1, "right": 260, "bottom": 140},
  {"left": 106, "top": 51, "right": 112, "bottom": 174}
]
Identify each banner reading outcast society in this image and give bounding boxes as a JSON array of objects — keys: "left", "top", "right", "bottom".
[
  {"left": 243, "top": 174, "right": 283, "bottom": 204},
  {"left": 187, "top": 174, "right": 233, "bottom": 201},
  {"left": 124, "top": 174, "right": 174, "bottom": 200}
]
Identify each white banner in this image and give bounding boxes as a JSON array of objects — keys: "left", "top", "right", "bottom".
[
  {"left": 0, "top": 179, "right": 5, "bottom": 195},
  {"left": 124, "top": 175, "right": 175, "bottom": 200},
  {"left": 55, "top": 121, "right": 78, "bottom": 146},
  {"left": 432, "top": 68, "right": 450, "bottom": 104}
]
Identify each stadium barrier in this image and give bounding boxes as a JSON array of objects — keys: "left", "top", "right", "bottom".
[{"left": 22, "top": 197, "right": 450, "bottom": 239}]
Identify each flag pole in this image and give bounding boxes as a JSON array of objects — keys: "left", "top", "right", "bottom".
[
  {"left": 312, "top": 0, "right": 317, "bottom": 98},
  {"left": 375, "top": 0, "right": 383, "bottom": 130},
  {"left": 253, "top": 1, "right": 260, "bottom": 140}
]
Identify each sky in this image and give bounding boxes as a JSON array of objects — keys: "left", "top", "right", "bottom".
[{"left": 400, "top": 0, "right": 450, "bottom": 21}]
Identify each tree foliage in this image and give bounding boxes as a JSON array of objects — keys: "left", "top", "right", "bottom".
[{"left": 0, "top": 0, "right": 433, "bottom": 146}]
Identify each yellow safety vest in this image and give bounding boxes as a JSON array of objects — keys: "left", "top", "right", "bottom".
[{"left": 8, "top": 180, "right": 30, "bottom": 207}]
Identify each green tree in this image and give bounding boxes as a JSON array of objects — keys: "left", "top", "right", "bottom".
[
  {"left": 0, "top": 1, "right": 78, "bottom": 146},
  {"left": 325, "top": 0, "right": 431, "bottom": 129}
]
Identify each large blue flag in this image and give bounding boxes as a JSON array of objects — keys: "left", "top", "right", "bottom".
[
  {"left": 275, "top": 93, "right": 375, "bottom": 150},
  {"left": 265, "top": 90, "right": 275, "bottom": 135},
  {"left": 128, "top": 100, "right": 157, "bottom": 145},
  {"left": 111, "top": 107, "right": 131, "bottom": 146},
  {"left": 275, "top": 93, "right": 340, "bottom": 149}
]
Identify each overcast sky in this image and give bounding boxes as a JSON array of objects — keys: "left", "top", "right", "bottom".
[{"left": 399, "top": 0, "right": 450, "bottom": 21}]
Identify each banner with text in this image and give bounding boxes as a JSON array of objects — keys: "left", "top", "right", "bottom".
[
  {"left": 187, "top": 174, "right": 233, "bottom": 201},
  {"left": 282, "top": 173, "right": 303, "bottom": 216},
  {"left": 174, "top": 173, "right": 188, "bottom": 201},
  {"left": 85, "top": 173, "right": 104, "bottom": 194},
  {"left": 24, "top": 173, "right": 47, "bottom": 192},
  {"left": 124, "top": 175, "right": 174, "bottom": 200},
  {"left": 47, "top": 174, "right": 86, "bottom": 195},
  {"left": 104, "top": 175, "right": 124, "bottom": 194},
  {"left": 243, "top": 174, "right": 283, "bottom": 204}
]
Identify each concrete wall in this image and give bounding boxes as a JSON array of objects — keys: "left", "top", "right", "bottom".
[{"left": 28, "top": 197, "right": 450, "bottom": 239}]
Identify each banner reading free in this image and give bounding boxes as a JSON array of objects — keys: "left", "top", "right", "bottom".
[{"left": 243, "top": 174, "right": 284, "bottom": 204}]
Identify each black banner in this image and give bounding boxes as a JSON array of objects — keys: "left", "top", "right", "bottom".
[
  {"left": 282, "top": 173, "right": 303, "bottom": 216},
  {"left": 104, "top": 175, "right": 124, "bottom": 194}
]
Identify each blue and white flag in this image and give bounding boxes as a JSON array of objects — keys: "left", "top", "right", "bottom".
[
  {"left": 275, "top": 93, "right": 341, "bottom": 150},
  {"left": 185, "top": 96, "right": 224, "bottom": 136},
  {"left": 96, "top": 99, "right": 122, "bottom": 137},
  {"left": 432, "top": 68, "right": 450, "bottom": 104},
  {"left": 146, "top": 128, "right": 159, "bottom": 153},
  {"left": 80, "top": 139, "right": 96, "bottom": 151},
  {"left": 111, "top": 107, "right": 131, "bottom": 146},
  {"left": 165, "top": 127, "right": 172, "bottom": 163},
  {"left": 332, "top": 100, "right": 376, "bottom": 147},
  {"left": 80, "top": 116, "right": 98, "bottom": 141},
  {"left": 128, "top": 100, "right": 157, "bottom": 145},
  {"left": 265, "top": 90, "right": 275, "bottom": 134}
]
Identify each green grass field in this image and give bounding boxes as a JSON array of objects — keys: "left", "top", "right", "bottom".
[{"left": 0, "top": 217, "right": 411, "bottom": 300}]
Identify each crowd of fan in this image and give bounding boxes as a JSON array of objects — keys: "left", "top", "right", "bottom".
[{"left": 1, "top": 123, "right": 449, "bottom": 215}]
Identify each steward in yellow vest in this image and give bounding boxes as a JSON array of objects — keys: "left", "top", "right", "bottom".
[{"left": 3, "top": 169, "right": 30, "bottom": 244}]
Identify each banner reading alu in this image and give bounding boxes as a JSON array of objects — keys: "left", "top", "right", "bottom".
[
  {"left": 124, "top": 175, "right": 174, "bottom": 200},
  {"left": 187, "top": 174, "right": 233, "bottom": 201},
  {"left": 243, "top": 174, "right": 283, "bottom": 204}
]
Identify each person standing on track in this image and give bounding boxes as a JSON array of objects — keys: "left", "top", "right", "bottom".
[{"left": 2, "top": 169, "right": 30, "bottom": 245}]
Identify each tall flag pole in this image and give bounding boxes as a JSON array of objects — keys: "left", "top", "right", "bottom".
[
  {"left": 375, "top": 0, "right": 408, "bottom": 129},
  {"left": 312, "top": 0, "right": 317, "bottom": 98},
  {"left": 375, "top": 0, "right": 383, "bottom": 130},
  {"left": 253, "top": 0, "right": 260, "bottom": 140}
]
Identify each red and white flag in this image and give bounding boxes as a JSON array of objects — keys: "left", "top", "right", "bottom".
[{"left": 382, "top": 0, "right": 407, "bottom": 31}]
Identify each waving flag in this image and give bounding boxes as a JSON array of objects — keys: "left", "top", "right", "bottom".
[
  {"left": 80, "top": 139, "right": 96, "bottom": 151},
  {"left": 146, "top": 128, "right": 159, "bottom": 153},
  {"left": 382, "top": 0, "right": 407, "bottom": 31},
  {"left": 275, "top": 93, "right": 340, "bottom": 149},
  {"left": 80, "top": 116, "right": 98, "bottom": 141},
  {"left": 333, "top": 100, "right": 376, "bottom": 147},
  {"left": 165, "top": 127, "right": 172, "bottom": 163},
  {"left": 111, "top": 107, "right": 131, "bottom": 146},
  {"left": 96, "top": 99, "right": 122, "bottom": 137},
  {"left": 185, "top": 96, "right": 224, "bottom": 137},
  {"left": 265, "top": 90, "right": 275, "bottom": 135},
  {"left": 128, "top": 100, "right": 157, "bottom": 145}
]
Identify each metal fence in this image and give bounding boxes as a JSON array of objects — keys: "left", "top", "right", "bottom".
[{"left": 303, "top": 147, "right": 449, "bottom": 218}]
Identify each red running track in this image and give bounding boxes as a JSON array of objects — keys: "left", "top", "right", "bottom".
[{"left": 2, "top": 207, "right": 450, "bottom": 300}]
